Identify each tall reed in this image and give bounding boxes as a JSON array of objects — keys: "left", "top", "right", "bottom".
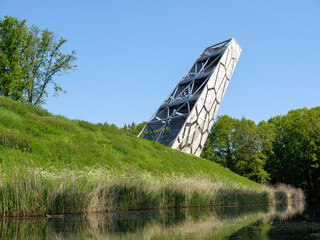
[{"left": 0, "top": 165, "right": 299, "bottom": 217}]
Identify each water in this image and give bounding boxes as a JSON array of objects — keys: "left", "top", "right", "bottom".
[{"left": 0, "top": 201, "right": 319, "bottom": 239}]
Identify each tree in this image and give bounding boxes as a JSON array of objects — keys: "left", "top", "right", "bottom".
[
  {"left": 122, "top": 122, "right": 147, "bottom": 136},
  {"left": 266, "top": 107, "right": 320, "bottom": 195},
  {"left": 0, "top": 16, "right": 28, "bottom": 100},
  {"left": 201, "top": 115, "right": 237, "bottom": 170},
  {"left": 232, "top": 118, "right": 271, "bottom": 183},
  {"left": 0, "top": 16, "right": 77, "bottom": 105},
  {"left": 201, "top": 115, "right": 272, "bottom": 183},
  {"left": 202, "top": 108, "right": 320, "bottom": 193}
]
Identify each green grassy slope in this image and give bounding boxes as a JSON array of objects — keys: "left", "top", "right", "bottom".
[
  {"left": 0, "top": 96, "right": 258, "bottom": 188},
  {"left": 0, "top": 97, "right": 293, "bottom": 217}
]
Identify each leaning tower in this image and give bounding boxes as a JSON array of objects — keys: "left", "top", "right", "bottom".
[{"left": 138, "top": 38, "right": 242, "bottom": 156}]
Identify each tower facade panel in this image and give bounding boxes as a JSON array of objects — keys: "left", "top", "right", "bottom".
[{"left": 138, "top": 38, "right": 242, "bottom": 156}]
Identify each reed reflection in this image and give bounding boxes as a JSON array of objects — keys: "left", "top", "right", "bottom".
[{"left": 0, "top": 200, "right": 307, "bottom": 240}]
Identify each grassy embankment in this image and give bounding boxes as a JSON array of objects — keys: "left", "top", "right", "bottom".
[{"left": 0, "top": 97, "right": 303, "bottom": 217}]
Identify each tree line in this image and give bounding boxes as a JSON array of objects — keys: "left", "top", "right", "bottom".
[
  {"left": 0, "top": 16, "right": 76, "bottom": 105},
  {"left": 122, "top": 122, "right": 146, "bottom": 136},
  {"left": 201, "top": 107, "right": 320, "bottom": 197},
  {"left": 124, "top": 107, "right": 320, "bottom": 197}
]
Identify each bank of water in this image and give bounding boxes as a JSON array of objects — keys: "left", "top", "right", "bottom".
[{"left": 0, "top": 201, "right": 316, "bottom": 239}]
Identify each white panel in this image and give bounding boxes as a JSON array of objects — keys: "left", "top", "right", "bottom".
[
  {"left": 193, "top": 127, "right": 201, "bottom": 142},
  {"left": 188, "top": 124, "right": 196, "bottom": 143},
  {"left": 226, "top": 59, "right": 235, "bottom": 79},
  {"left": 191, "top": 138, "right": 201, "bottom": 154},
  {"left": 195, "top": 97, "right": 205, "bottom": 115},
  {"left": 217, "top": 64, "right": 226, "bottom": 83},
  {"left": 220, "top": 49, "right": 228, "bottom": 65},
  {"left": 198, "top": 118, "right": 206, "bottom": 132},
  {"left": 187, "top": 135, "right": 193, "bottom": 145},
  {"left": 207, "top": 72, "right": 217, "bottom": 89},
  {"left": 199, "top": 104, "right": 207, "bottom": 118},
  {"left": 231, "top": 49, "right": 237, "bottom": 59},
  {"left": 209, "top": 100, "right": 217, "bottom": 113},
  {"left": 181, "top": 134, "right": 188, "bottom": 147},
  {"left": 230, "top": 39, "right": 235, "bottom": 49},
  {"left": 203, "top": 120, "right": 210, "bottom": 133},
  {"left": 204, "top": 99, "right": 211, "bottom": 111},
  {"left": 201, "top": 132, "right": 209, "bottom": 146},
  {"left": 226, "top": 50, "right": 232, "bottom": 70},
  {"left": 208, "top": 119, "right": 214, "bottom": 130},
  {"left": 216, "top": 80, "right": 226, "bottom": 103},
  {"left": 181, "top": 148, "right": 190, "bottom": 154},
  {"left": 188, "top": 113, "right": 197, "bottom": 123},
  {"left": 194, "top": 148, "right": 202, "bottom": 157},
  {"left": 171, "top": 137, "right": 180, "bottom": 149},
  {"left": 183, "top": 124, "right": 190, "bottom": 137},
  {"left": 205, "top": 89, "right": 216, "bottom": 105}
]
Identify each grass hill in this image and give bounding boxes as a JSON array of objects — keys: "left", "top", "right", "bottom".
[{"left": 0, "top": 97, "right": 301, "bottom": 217}]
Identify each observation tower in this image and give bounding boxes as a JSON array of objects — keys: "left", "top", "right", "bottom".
[{"left": 138, "top": 38, "right": 242, "bottom": 156}]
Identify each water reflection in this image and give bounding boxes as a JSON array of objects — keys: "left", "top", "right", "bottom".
[
  {"left": 0, "top": 200, "right": 317, "bottom": 240},
  {"left": 225, "top": 202, "right": 320, "bottom": 240}
]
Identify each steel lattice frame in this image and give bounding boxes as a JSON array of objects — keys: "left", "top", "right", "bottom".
[{"left": 138, "top": 38, "right": 242, "bottom": 156}]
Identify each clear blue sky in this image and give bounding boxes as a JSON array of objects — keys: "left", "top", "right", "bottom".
[{"left": 1, "top": 0, "right": 320, "bottom": 127}]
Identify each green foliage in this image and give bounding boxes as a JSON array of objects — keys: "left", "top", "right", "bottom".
[
  {"left": 266, "top": 107, "right": 320, "bottom": 196},
  {"left": 202, "top": 107, "right": 320, "bottom": 197},
  {"left": 0, "top": 16, "right": 77, "bottom": 105},
  {"left": 201, "top": 115, "right": 272, "bottom": 183},
  {"left": 122, "top": 122, "right": 146, "bottom": 136},
  {"left": 0, "top": 16, "right": 28, "bottom": 100},
  {"left": 201, "top": 115, "right": 237, "bottom": 168}
]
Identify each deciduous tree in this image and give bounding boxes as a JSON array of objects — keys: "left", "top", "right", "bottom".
[
  {"left": 266, "top": 107, "right": 320, "bottom": 194},
  {"left": 0, "top": 16, "right": 77, "bottom": 105},
  {"left": 201, "top": 116, "right": 272, "bottom": 183}
]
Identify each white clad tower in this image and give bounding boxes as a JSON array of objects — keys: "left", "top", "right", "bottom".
[{"left": 138, "top": 38, "right": 242, "bottom": 156}]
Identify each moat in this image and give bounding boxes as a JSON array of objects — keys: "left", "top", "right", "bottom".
[{"left": 1, "top": 201, "right": 318, "bottom": 239}]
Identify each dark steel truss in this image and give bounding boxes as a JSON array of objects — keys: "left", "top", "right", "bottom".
[{"left": 138, "top": 39, "right": 231, "bottom": 147}]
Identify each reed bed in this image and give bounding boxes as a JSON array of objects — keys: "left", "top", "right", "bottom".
[{"left": 0, "top": 165, "right": 277, "bottom": 217}]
